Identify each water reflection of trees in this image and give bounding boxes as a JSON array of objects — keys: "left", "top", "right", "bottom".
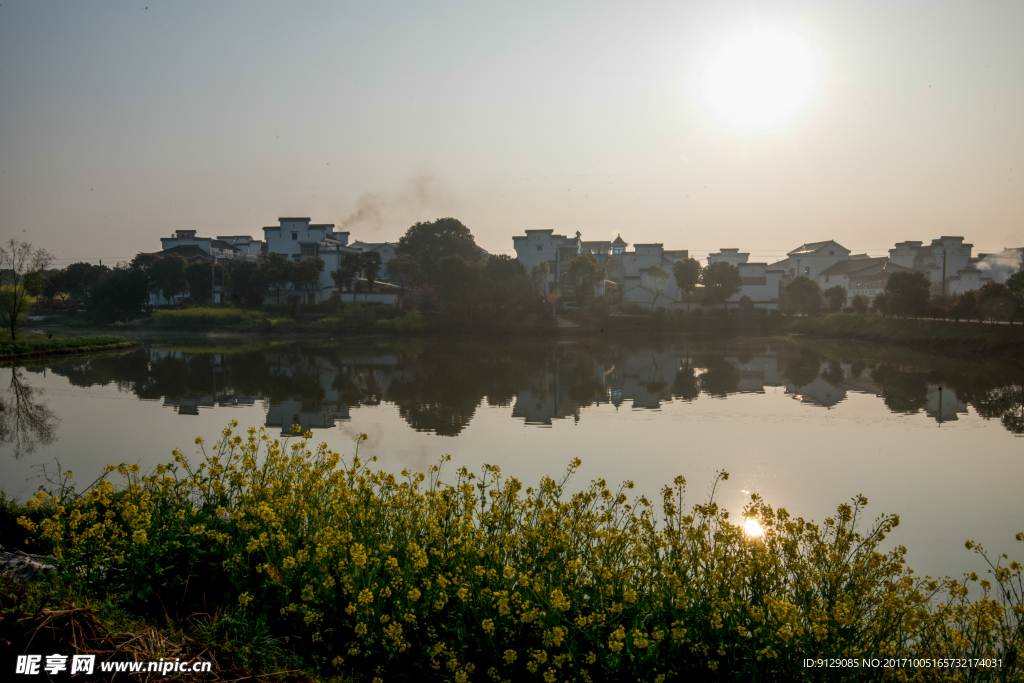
[
  {"left": 0, "top": 368, "right": 59, "bottom": 458},
  {"left": 36, "top": 340, "right": 1024, "bottom": 437}
]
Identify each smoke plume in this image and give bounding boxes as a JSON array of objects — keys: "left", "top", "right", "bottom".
[
  {"left": 976, "top": 248, "right": 1023, "bottom": 283},
  {"left": 340, "top": 171, "right": 455, "bottom": 234}
]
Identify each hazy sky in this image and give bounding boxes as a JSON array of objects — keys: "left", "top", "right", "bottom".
[{"left": 1, "top": 1, "right": 1021, "bottom": 267}]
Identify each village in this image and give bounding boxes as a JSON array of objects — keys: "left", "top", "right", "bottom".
[{"left": 140, "top": 216, "right": 1021, "bottom": 311}]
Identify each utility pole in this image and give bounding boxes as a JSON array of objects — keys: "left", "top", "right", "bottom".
[
  {"left": 941, "top": 249, "right": 947, "bottom": 297},
  {"left": 211, "top": 254, "right": 218, "bottom": 305}
]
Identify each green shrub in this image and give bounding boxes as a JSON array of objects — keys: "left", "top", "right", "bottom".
[
  {"left": 0, "top": 335, "right": 134, "bottom": 359},
  {"left": 18, "top": 425, "right": 1024, "bottom": 681}
]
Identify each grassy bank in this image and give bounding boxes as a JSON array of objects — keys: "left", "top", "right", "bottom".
[
  {"left": 2, "top": 425, "right": 1021, "bottom": 682},
  {"left": 789, "top": 313, "right": 1024, "bottom": 354},
  {"left": 133, "top": 307, "right": 295, "bottom": 329},
  {"left": 0, "top": 335, "right": 136, "bottom": 360}
]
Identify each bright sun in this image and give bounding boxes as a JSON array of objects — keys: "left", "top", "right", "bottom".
[{"left": 698, "top": 26, "right": 821, "bottom": 133}]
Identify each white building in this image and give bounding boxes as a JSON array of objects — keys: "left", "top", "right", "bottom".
[
  {"left": 349, "top": 241, "right": 398, "bottom": 280},
  {"left": 707, "top": 248, "right": 749, "bottom": 267},
  {"left": 216, "top": 235, "right": 264, "bottom": 260},
  {"left": 945, "top": 264, "right": 992, "bottom": 296},
  {"left": 159, "top": 230, "right": 258, "bottom": 261},
  {"left": 771, "top": 240, "right": 851, "bottom": 280},
  {"left": 706, "top": 248, "right": 784, "bottom": 309},
  {"left": 888, "top": 237, "right": 974, "bottom": 292},
  {"left": 262, "top": 217, "right": 397, "bottom": 305},
  {"left": 831, "top": 259, "right": 915, "bottom": 306},
  {"left": 617, "top": 243, "right": 689, "bottom": 308},
  {"left": 512, "top": 229, "right": 584, "bottom": 293}
]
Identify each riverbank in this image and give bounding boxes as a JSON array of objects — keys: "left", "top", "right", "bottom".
[
  {"left": 1, "top": 428, "right": 1021, "bottom": 682},
  {"left": 789, "top": 312, "right": 1024, "bottom": 355},
  {"left": 0, "top": 335, "right": 137, "bottom": 360}
]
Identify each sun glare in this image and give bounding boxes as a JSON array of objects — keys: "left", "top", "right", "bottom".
[
  {"left": 743, "top": 517, "right": 765, "bottom": 539},
  {"left": 698, "top": 26, "right": 821, "bottom": 133}
]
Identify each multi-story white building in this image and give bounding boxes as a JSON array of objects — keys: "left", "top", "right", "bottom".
[
  {"left": 615, "top": 243, "right": 689, "bottom": 308},
  {"left": 264, "top": 217, "right": 351, "bottom": 261},
  {"left": 512, "top": 229, "right": 584, "bottom": 293},
  {"left": 262, "top": 217, "right": 397, "bottom": 305},
  {"left": 888, "top": 236, "right": 974, "bottom": 292}
]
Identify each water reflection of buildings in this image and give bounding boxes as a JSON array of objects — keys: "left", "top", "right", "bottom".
[
  {"left": 147, "top": 342, "right": 983, "bottom": 432},
  {"left": 926, "top": 385, "right": 969, "bottom": 423}
]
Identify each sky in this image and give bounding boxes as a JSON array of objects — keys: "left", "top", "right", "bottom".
[{"left": 1, "top": 0, "right": 1022, "bottom": 267}]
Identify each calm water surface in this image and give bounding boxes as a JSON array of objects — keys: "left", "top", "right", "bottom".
[{"left": 2, "top": 335, "right": 1021, "bottom": 580}]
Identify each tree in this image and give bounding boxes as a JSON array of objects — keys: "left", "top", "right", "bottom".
[
  {"left": 63, "top": 261, "right": 108, "bottom": 305},
  {"left": 42, "top": 271, "right": 66, "bottom": 302},
  {"left": 386, "top": 255, "right": 421, "bottom": 294},
  {"left": 486, "top": 255, "right": 536, "bottom": 311},
  {"left": 529, "top": 262, "right": 550, "bottom": 295},
  {"left": 150, "top": 254, "right": 189, "bottom": 305},
  {"left": 672, "top": 258, "right": 702, "bottom": 313},
  {"left": 90, "top": 266, "right": 149, "bottom": 322},
  {"left": 225, "top": 260, "right": 268, "bottom": 307},
  {"left": 1006, "top": 270, "right": 1024, "bottom": 324},
  {"left": 434, "top": 255, "right": 488, "bottom": 325},
  {"left": 184, "top": 260, "right": 221, "bottom": 304},
  {"left": 332, "top": 252, "right": 363, "bottom": 299},
  {"left": 823, "top": 285, "right": 847, "bottom": 313},
  {"left": 977, "top": 281, "right": 1013, "bottom": 323},
  {"left": 701, "top": 261, "right": 742, "bottom": 308},
  {"left": 785, "top": 276, "right": 822, "bottom": 315},
  {"left": 738, "top": 295, "right": 755, "bottom": 313},
  {"left": 0, "top": 240, "right": 54, "bottom": 340},
  {"left": 396, "top": 217, "right": 479, "bottom": 284},
  {"left": 872, "top": 292, "right": 891, "bottom": 317},
  {"left": 129, "top": 253, "right": 161, "bottom": 308},
  {"left": 559, "top": 254, "right": 606, "bottom": 308},
  {"left": 262, "top": 254, "right": 295, "bottom": 305},
  {"left": 291, "top": 257, "right": 324, "bottom": 304},
  {"left": 644, "top": 265, "right": 670, "bottom": 309},
  {"left": 851, "top": 294, "right": 869, "bottom": 314},
  {"left": 884, "top": 271, "right": 930, "bottom": 318},
  {"left": 361, "top": 251, "right": 383, "bottom": 293}
]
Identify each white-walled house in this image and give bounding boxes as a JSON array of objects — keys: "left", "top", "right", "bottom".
[
  {"left": 159, "top": 230, "right": 256, "bottom": 261},
  {"left": 349, "top": 241, "right": 398, "bottom": 280},
  {"left": 264, "top": 217, "right": 351, "bottom": 261},
  {"left": 888, "top": 236, "right": 974, "bottom": 291},
  {"left": 513, "top": 229, "right": 583, "bottom": 293},
  {"left": 706, "top": 248, "right": 783, "bottom": 309},
  {"left": 707, "top": 248, "right": 749, "bottom": 267},
  {"left": 945, "top": 264, "right": 992, "bottom": 296},
  {"left": 771, "top": 241, "right": 851, "bottom": 280},
  {"left": 262, "top": 217, "right": 397, "bottom": 305},
  {"left": 843, "top": 262, "right": 917, "bottom": 305},
  {"left": 614, "top": 243, "right": 689, "bottom": 308},
  {"left": 216, "top": 235, "right": 264, "bottom": 260}
]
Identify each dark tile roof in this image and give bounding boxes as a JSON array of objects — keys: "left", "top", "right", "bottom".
[
  {"left": 818, "top": 257, "right": 888, "bottom": 277},
  {"left": 155, "top": 245, "right": 213, "bottom": 262},
  {"left": 788, "top": 240, "right": 849, "bottom": 255}
]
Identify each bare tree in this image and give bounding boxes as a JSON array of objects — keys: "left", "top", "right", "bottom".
[{"left": 0, "top": 239, "right": 54, "bottom": 340}]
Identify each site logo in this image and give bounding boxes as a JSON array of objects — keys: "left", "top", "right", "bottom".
[{"left": 15, "top": 654, "right": 212, "bottom": 675}]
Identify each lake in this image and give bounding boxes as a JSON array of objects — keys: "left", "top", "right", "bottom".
[{"left": 1, "top": 334, "right": 1021, "bottom": 581}]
